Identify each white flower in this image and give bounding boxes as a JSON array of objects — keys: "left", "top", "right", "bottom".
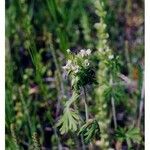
[
  {"left": 66, "top": 49, "right": 71, "bottom": 53},
  {"left": 98, "top": 48, "right": 103, "bottom": 52},
  {"left": 62, "top": 65, "right": 68, "bottom": 70},
  {"left": 74, "top": 68, "right": 79, "bottom": 73},
  {"left": 62, "top": 60, "right": 72, "bottom": 70},
  {"left": 72, "top": 65, "right": 79, "bottom": 73},
  {"left": 86, "top": 49, "right": 91, "bottom": 55},
  {"left": 84, "top": 59, "right": 90, "bottom": 66},
  {"left": 102, "top": 39, "right": 107, "bottom": 44},
  {"left": 94, "top": 23, "right": 101, "bottom": 29},
  {"left": 108, "top": 55, "right": 114, "bottom": 60},
  {"left": 79, "top": 49, "right": 87, "bottom": 57},
  {"left": 67, "top": 60, "right": 72, "bottom": 65},
  {"left": 79, "top": 49, "right": 91, "bottom": 57},
  {"left": 105, "top": 48, "right": 110, "bottom": 52}
]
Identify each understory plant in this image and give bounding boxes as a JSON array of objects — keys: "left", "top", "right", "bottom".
[{"left": 56, "top": 49, "right": 96, "bottom": 133}]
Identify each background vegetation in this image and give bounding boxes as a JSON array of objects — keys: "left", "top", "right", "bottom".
[{"left": 6, "top": 0, "right": 144, "bottom": 149}]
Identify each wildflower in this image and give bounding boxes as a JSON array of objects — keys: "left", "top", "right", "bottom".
[
  {"left": 86, "top": 49, "right": 91, "bottom": 55},
  {"left": 67, "top": 60, "right": 72, "bottom": 65},
  {"left": 62, "top": 65, "right": 68, "bottom": 70},
  {"left": 66, "top": 49, "right": 71, "bottom": 53},
  {"left": 84, "top": 59, "right": 90, "bottom": 66},
  {"left": 79, "top": 49, "right": 87, "bottom": 57},
  {"left": 79, "top": 49, "right": 92, "bottom": 57},
  {"left": 62, "top": 60, "right": 72, "bottom": 70},
  {"left": 98, "top": 48, "right": 103, "bottom": 52},
  {"left": 72, "top": 65, "right": 79, "bottom": 73},
  {"left": 102, "top": 39, "right": 107, "bottom": 44},
  {"left": 108, "top": 55, "right": 114, "bottom": 60},
  {"left": 94, "top": 23, "right": 101, "bottom": 29},
  {"left": 105, "top": 48, "right": 111, "bottom": 52},
  {"left": 74, "top": 68, "right": 79, "bottom": 73}
]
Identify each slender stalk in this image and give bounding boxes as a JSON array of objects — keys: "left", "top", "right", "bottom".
[
  {"left": 111, "top": 97, "right": 117, "bottom": 129},
  {"left": 83, "top": 87, "right": 89, "bottom": 122},
  {"left": 83, "top": 87, "right": 94, "bottom": 150},
  {"left": 137, "top": 72, "right": 144, "bottom": 128},
  {"left": 110, "top": 76, "right": 117, "bottom": 129}
]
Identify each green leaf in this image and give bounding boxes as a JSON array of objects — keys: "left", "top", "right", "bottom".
[
  {"left": 78, "top": 120, "right": 100, "bottom": 144},
  {"left": 126, "top": 126, "right": 142, "bottom": 144},
  {"left": 56, "top": 108, "right": 80, "bottom": 134},
  {"left": 115, "top": 126, "right": 142, "bottom": 145}
]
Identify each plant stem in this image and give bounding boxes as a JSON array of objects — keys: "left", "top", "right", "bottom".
[
  {"left": 83, "top": 87, "right": 93, "bottom": 150},
  {"left": 137, "top": 72, "right": 144, "bottom": 129},
  {"left": 83, "top": 87, "right": 89, "bottom": 122},
  {"left": 111, "top": 96, "right": 117, "bottom": 129},
  {"left": 110, "top": 76, "right": 117, "bottom": 129}
]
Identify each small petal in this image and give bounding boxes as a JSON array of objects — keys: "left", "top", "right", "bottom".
[
  {"left": 84, "top": 59, "right": 90, "bottom": 66},
  {"left": 98, "top": 48, "right": 103, "bottom": 52},
  {"left": 79, "top": 49, "right": 87, "bottom": 57},
  {"left": 108, "top": 55, "right": 114, "bottom": 60},
  {"left": 67, "top": 60, "right": 72, "bottom": 65},
  {"left": 86, "top": 49, "right": 91, "bottom": 55},
  {"left": 74, "top": 68, "right": 79, "bottom": 73},
  {"left": 66, "top": 49, "right": 71, "bottom": 53},
  {"left": 62, "top": 66, "right": 68, "bottom": 70}
]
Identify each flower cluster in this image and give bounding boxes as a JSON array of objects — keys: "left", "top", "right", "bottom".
[
  {"left": 62, "top": 60, "right": 79, "bottom": 73},
  {"left": 78, "top": 49, "right": 91, "bottom": 57},
  {"left": 62, "top": 49, "right": 92, "bottom": 75}
]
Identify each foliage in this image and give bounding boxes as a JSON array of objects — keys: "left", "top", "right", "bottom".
[
  {"left": 56, "top": 108, "right": 80, "bottom": 134},
  {"left": 78, "top": 119, "right": 100, "bottom": 144},
  {"left": 116, "top": 126, "right": 142, "bottom": 148}
]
